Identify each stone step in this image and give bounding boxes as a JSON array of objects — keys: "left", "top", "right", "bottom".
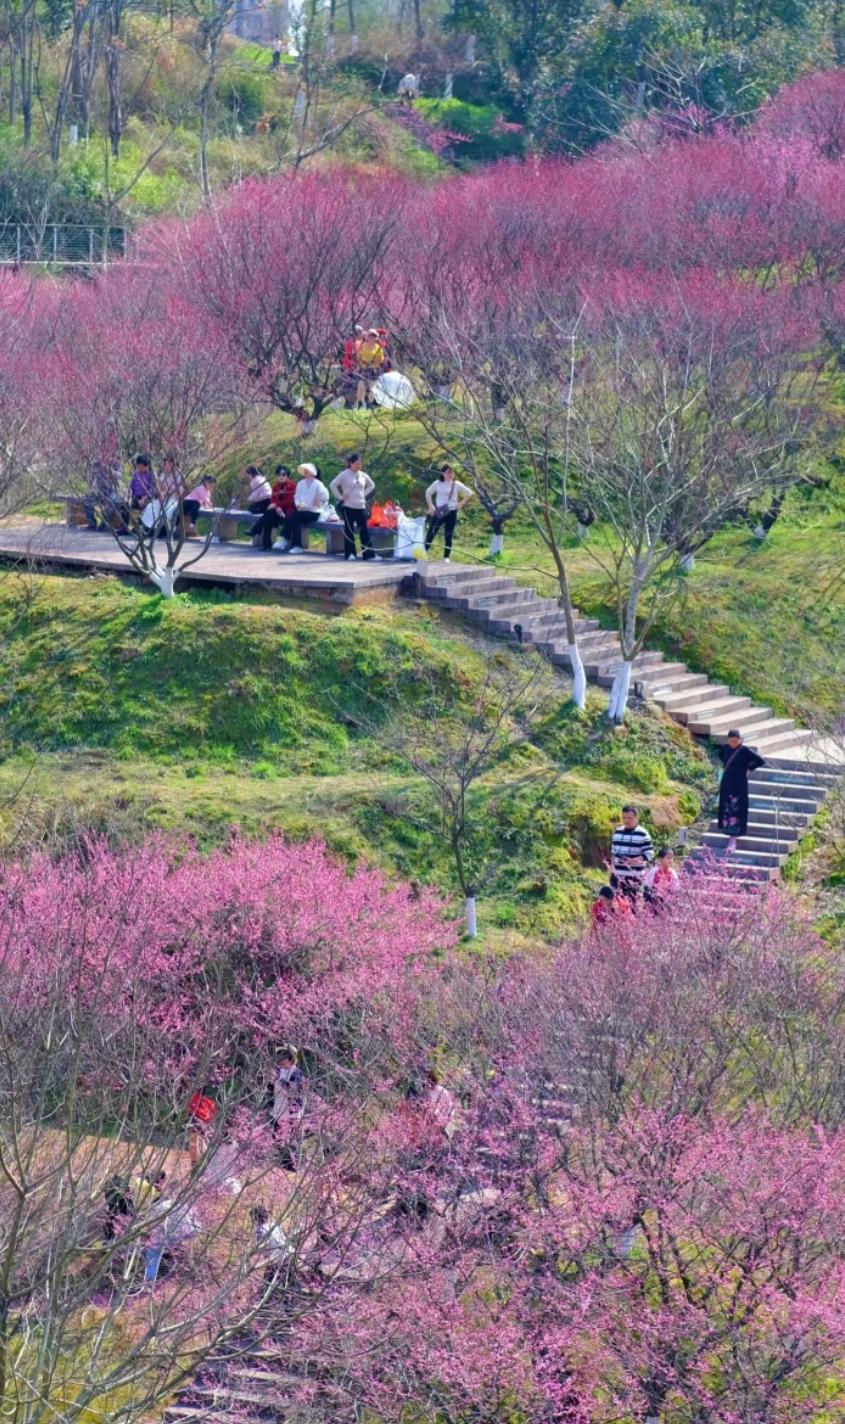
[
  {"left": 749, "top": 795, "right": 820, "bottom": 820},
  {"left": 444, "top": 588, "right": 537, "bottom": 612},
  {"left": 670, "top": 695, "right": 752, "bottom": 725},
  {"left": 592, "top": 652, "right": 670, "bottom": 682},
  {"left": 700, "top": 715, "right": 793, "bottom": 742},
  {"left": 707, "top": 817, "right": 800, "bottom": 841},
  {"left": 750, "top": 729, "right": 816, "bottom": 756},
  {"left": 656, "top": 682, "right": 729, "bottom": 709},
  {"left": 230, "top": 1368, "right": 301, "bottom": 1388},
  {"left": 475, "top": 596, "right": 561, "bottom": 622},
  {"left": 687, "top": 706, "right": 776, "bottom": 736},
  {"left": 702, "top": 831, "right": 796, "bottom": 855},
  {"left": 738, "top": 806, "right": 812, "bottom": 829},
  {"left": 636, "top": 663, "right": 696, "bottom": 692},
  {"left": 647, "top": 673, "right": 712, "bottom": 698},
  {"left": 424, "top": 575, "right": 510, "bottom": 598},
  {"left": 685, "top": 854, "right": 771, "bottom": 881},
  {"left": 191, "top": 1387, "right": 285, "bottom": 1413},
  {"left": 470, "top": 604, "right": 552, "bottom": 630},
  {"left": 422, "top": 568, "right": 504, "bottom": 590},
  {"left": 751, "top": 765, "right": 829, "bottom": 790},
  {"left": 766, "top": 752, "right": 843, "bottom": 776},
  {"left": 519, "top": 618, "right": 602, "bottom": 642},
  {"left": 164, "top": 1411, "right": 245, "bottom": 1424},
  {"left": 547, "top": 636, "right": 620, "bottom": 664},
  {"left": 683, "top": 872, "right": 762, "bottom": 897},
  {"left": 698, "top": 842, "right": 787, "bottom": 868},
  {"left": 469, "top": 586, "right": 543, "bottom": 609},
  {"left": 521, "top": 611, "right": 601, "bottom": 634}
]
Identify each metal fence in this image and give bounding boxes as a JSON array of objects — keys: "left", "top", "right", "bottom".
[{"left": 0, "top": 223, "right": 130, "bottom": 266}]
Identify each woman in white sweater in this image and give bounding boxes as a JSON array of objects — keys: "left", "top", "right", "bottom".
[
  {"left": 424, "top": 465, "right": 473, "bottom": 562},
  {"left": 287, "top": 463, "right": 329, "bottom": 553}
]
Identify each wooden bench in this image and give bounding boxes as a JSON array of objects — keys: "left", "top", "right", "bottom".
[
  {"left": 196, "top": 507, "right": 347, "bottom": 553},
  {"left": 57, "top": 493, "right": 124, "bottom": 531}
]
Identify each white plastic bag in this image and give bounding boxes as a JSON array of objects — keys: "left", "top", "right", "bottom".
[
  {"left": 395, "top": 513, "right": 427, "bottom": 560},
  {"left": 140, "top": 498, "right": 178, "bottom": 531}
]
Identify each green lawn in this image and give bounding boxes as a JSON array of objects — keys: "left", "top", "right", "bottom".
[{"left": 0, "top": 572, "right": 711, "bottom": 938}]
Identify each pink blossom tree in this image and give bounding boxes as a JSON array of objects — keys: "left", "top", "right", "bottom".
[
  {"left": 40, "top": 267, "right": 240, "bottom": 597},
  {"left": 168, "top": 170, "right": 409, "bottom": 431},
  {"left": 0, "top": 831, "right": 456, "bottom": 1424}
]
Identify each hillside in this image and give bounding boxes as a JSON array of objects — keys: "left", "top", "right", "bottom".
[{"left": 0, "top": 571, "right": 710, "bottom": 937}]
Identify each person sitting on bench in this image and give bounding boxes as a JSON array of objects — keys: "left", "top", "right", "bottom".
[
  {"left": 181, "top": 474, "right": 217, "bottom": 537},
  {"left": 258, "top": 466, "right": 297, "bottom": 550},
  {"left": 245, "top": 465, "right": 272, "bottom": 526},
  {"left": 287, "top": 463, "right": 329, "bottom": 553}
]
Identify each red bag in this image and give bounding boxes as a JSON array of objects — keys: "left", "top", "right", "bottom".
[{"left": 188, "top": 1092, "right": 216, "bottom": 1125}]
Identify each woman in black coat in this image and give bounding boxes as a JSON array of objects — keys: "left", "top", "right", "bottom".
[{"left": 718, "top": 730, "right": 765, "bottom": 850}]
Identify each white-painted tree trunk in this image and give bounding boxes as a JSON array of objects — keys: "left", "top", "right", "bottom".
[
  {"left": 753, "top": 523, "right": 767, "bottom": 540},
  {"left": 569, "top": 644, "right": 586, "bottom": 711},
  {"left": 576, "top": 521, "right": 589, "bottom": 540},
  {"left": 149, "top": 566, "right": 177, "bottom": 598},
  {"left": 465, "top": 896, "right": 477, "bottom": 938},
  {"left": 616, "top": 1225, "right": 638, "bottom": 1258},
  {"left": 607, "top": 660, "right": 633, "bottom": 723},
  {"left": 489, "top": 532, "right": 504, "bottom": 556},
  {"left": 679, "top": 552, "right": 695, "bottom": 572}
]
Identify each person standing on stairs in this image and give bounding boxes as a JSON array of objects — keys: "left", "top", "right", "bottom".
[
  {"left": 718, "top": 731, "right": 765, "bottom": 853},
  {"left": 425, "top": 465, "right": 474, "bottom": 563},
  {"left": 610, "top": 805, "right": 654, "bottom": 902}
]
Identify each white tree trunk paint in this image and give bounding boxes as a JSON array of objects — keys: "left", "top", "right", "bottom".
[
  {"left": 753, "top": 523, "right": 767, "bottom": 540},
  {"left": 465, "top": 896, "right": 477, "bottom": 938},
  {"left": 576, "top": 522, "right": 589, "bottom": 540},
  {"left": 679, "top": 552, "right": 695, "bottom": 572},
  {"left": 569, "top": 644, "right": 586, "bottom": 711},
  {"left": 489, "top": 532, "right": 504, "bottom": 556},
  {"left": 616, "top": 1226, "right": 638, "bottom": 1258},
  {"left": 149, "top": 566, "right": 177, "bottom": 598},
  {"left": 70, "top": 123, "right": 79, "bottom": 145},
  {"left": 608, "top": 660, "right": 633, "bottom": 722}
]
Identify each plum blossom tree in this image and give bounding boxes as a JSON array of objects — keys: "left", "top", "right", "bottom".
[
  {"left": 169, "top": 170, "right": 408, "bottom": 431},
  {"left": 0, "top": 273, "right": 57, "bottom": 515},
  {"left": 0, "top": 831, "right": 456, "bottom": 1424},
  {"left": 40, "top": 268, "right": 240, "bottom": 597},
  {"left": 3, "top": 825, "right": 844, "bottom": 1423},
  {"left": 568, "top": 272, "right": 822, "bottom": 720}
]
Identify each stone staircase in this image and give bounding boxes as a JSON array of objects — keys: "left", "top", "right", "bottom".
[
  {"left": 165, "top": 1334, "right": 299, "bottom": 1424},
  {"left": 415, "top": 564, "right": 842, "bottom": 897}
]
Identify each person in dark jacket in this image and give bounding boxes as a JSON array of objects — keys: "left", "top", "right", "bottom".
[{"left": 718, "top": 730, "right": 765, "bottom": 851}]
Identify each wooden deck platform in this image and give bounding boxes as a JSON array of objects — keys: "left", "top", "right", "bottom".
[{"left": 0, "top": 523, "right": 458, "bottom": 603}]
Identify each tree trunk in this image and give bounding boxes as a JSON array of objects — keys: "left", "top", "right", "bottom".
[
  {"left": 607, "top": 660, "right": 633, "bottom": 723},
  {"left": 199, "top": 71, "right": 214, "bottom": 198},
  {"left": 568, "top": 645, "right": 587, "bottom": 711},
  {"left": 149, "top": 565, "right": 178, "bottom": 597},
  {"left": 464, "top": 895, "right": 477, "bottom": 937},
  {"left": 488, "top": 532, "right": 504, "bottom": 555},
  {"left": 412, "top": 0, "right": 423, "bottom": 41}
]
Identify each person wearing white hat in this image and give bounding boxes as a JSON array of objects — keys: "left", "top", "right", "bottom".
[{"left": 287, "top": 462, "right": 329, "bottom": 552}]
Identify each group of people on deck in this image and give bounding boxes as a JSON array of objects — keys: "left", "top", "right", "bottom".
[
  {"left": 592, "top": 729, "right": 765, "bottom": 926},
  {"left": 83, "top": 452, "right": 474, "bottom": 563},
  {"left": 233, "top": 454, "right": 473, "bottom": 561}
]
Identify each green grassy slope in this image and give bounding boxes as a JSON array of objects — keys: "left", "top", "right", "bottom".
[{"left": 0, "top": 573, "right": 710, "bottom": 938}]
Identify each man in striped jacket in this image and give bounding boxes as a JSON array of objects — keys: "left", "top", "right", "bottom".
[{"left": 610, "top": 805, "right": 654, "bottom": 901}]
